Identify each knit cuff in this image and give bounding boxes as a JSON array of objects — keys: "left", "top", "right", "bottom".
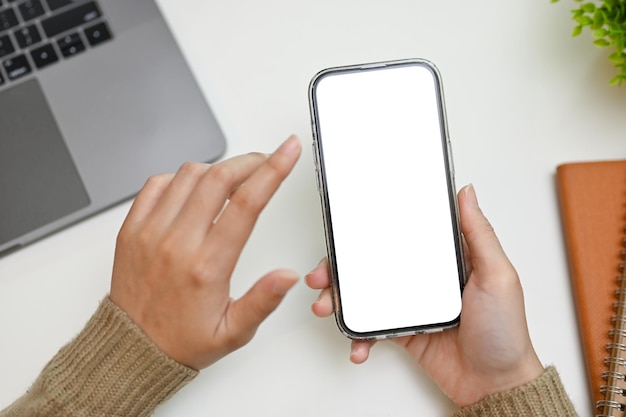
[
  {"left": 452, "top": 366, "right": 578, "bottom": 417},
  {"left": 4, "top": 297, "right": 198, "bottom": 417}
]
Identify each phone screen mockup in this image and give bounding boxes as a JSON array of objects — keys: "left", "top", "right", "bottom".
[{"left": 309, "top": 59, "right": 465, "bottom": 339}]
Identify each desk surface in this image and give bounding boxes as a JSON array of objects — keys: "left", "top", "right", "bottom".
[{"left": 1, "top": 0, "right": 624, "bottom": 415}]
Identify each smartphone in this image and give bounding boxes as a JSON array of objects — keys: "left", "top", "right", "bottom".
[{"left": 308, "top": 58, "right": 465, "bottom": 340}]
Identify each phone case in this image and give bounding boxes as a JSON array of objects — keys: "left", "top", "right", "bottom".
[{"left": 308, "top": 58, "right": 465, "bottom": 340}]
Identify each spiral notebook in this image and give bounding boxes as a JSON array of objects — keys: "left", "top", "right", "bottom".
[{"left": 556, "top": 160, "right": 626, "bottom": 417}]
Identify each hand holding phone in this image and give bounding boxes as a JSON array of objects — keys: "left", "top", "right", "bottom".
[
  {"left": 306, "top": 185, "right": 546, "bottom": 407},
  {"left": 308, "top": 59, "right": 465, "bottom": 340}
]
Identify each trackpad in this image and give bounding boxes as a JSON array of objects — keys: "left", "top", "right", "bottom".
[{"left": 0, "top": 79, "right": 90, "bottom": 246}]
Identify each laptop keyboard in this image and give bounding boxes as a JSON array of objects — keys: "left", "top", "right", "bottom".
[{"left": 0, "top": 0, "right": 112, "bottom": 86}]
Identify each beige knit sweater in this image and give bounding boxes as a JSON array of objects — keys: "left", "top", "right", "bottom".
[{"left": 0, "top": 297, "right": 578, "bottom": 416}]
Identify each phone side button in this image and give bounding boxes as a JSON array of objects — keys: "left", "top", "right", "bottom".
[
  {"left": 447, "top": 139, "right": 455, "bottom": 177},
  {"left": 312, "top": 142, "right": 323, "bottom": 193},
  {"left": 313, "top": 163, "right": 322, "bottom": 193}
]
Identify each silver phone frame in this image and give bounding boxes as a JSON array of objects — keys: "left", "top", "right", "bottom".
[{"left": 308, "top": 58, "right": 466, "bottom": 340}]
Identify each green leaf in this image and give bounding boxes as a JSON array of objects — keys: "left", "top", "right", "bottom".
[
  {"left": 609, "top": 74, "right": 623, "bottom": 85},
  {"left": 581, "top": 3, "right": 596, "bottom": 13},
  {"left": 594, "top": 28, "right": 609, "bottom": 37},
  {"left": 593, "top": 11, "right": 605, "bottom": 26},
  {"left": 572, "top": 25, "right": 584, "bottom": 36},
  {"left": 574, "top": 15, "right": 593, "bottom": 25},
  {"left": 609, "top": 52, "right": 625, "bottom": 63},
  {"left": 594, "top": 38, "right": 611, "bottom": 47},
  {"left": 599, "top": 9, "right": 609, "bottom": 22}
]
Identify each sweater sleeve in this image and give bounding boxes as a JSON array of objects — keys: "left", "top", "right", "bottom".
[
  {"left": 0, "top": 297, "right": 198, "bottom": 417},
  {"left": 451, "top": 366, "right": 579, "bottom": 417}
]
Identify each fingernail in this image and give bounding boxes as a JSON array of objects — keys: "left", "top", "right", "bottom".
[
  {"left": 309, "top": 257, "right": 326, "bottom": 275},
  {"left": 304, "top": 272, "right": 314, "bottom": 288},
  {"left": 464, "top": 184, "right": 479, "bottom": 208},
  {"left": 349, "top": 346, "right": 365, "bottom": 365},
  {"left": 278, "top": 135, "right": 301, "bottom": 156}
]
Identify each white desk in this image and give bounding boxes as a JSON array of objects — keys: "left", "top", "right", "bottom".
[{"left": 1, "top": 0, "right": 623, "bottom": 415}]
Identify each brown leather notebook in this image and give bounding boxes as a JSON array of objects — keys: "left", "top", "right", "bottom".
[{"left": 556, "top": 160, "right": 626, "bottom": 414}]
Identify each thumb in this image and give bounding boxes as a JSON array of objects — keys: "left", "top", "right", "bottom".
[
  {"left": 227, "top": 270, "right": 298, "bottom": 342},
  {"left": 458, "top": 184, "right": 515, "bottom": 282}
]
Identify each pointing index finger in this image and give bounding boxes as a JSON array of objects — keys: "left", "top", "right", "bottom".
[{"left": 203, "top": 135, "right": 302, "bottom": 265}]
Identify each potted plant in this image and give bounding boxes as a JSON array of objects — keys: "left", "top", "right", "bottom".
[{"left": 553, "top": 0, "right": 626, "bottom": 85}]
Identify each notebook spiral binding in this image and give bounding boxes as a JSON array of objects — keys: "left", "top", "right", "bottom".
[{"left": 597, "top": 236, "right": 626, "bottom": 417}]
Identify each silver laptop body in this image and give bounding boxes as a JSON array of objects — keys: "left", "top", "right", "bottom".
[{"left": 0, "top": 0, "right": 226, "bottom": 256}]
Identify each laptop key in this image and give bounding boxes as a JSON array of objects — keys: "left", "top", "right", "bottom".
[
  {"left": 14, "top": 24, "right": 42, "bottom": 48},
  {"left": 3, "top": 54, "right": 32, "bottom": 80},
  {"left": 0, "top": 8, "right": 18, "bottom": 31},
  {"left": 31, "top": 43, "right": 58, "bottom": 68},
  {"left": 41, "top": 2, "right": 101, "bottom": 38},
  {"left": 57, "top": 32, "right": 84, "bottom": 57},
  {"left": 18, "top": 0, "right": 45, "bottom": 22},
  {"left": 84, "top": 21, "right": 111, "bottom": 46},
  {"left": 45, "top": 0, "right": 76, "bottom": 11},
  {"left": 0, "top": 34, "right": 14, "bottom": 58}
]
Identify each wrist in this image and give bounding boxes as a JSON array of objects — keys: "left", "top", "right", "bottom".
[
  {"left": 457, "top": 352, "right": 544, "bottom": 407},
  {"left": 10, "top": 297, "right": 198, "bottom": 416},
  {"left": 452, "top": 366, "right": 577, "bottom": 417}
]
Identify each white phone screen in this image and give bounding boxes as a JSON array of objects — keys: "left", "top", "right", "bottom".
[{"left": 312, "top": 62, "right": 463, "bottom": 336}]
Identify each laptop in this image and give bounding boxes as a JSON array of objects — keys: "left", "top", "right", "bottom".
[{"left": 0, "top": 0, "right": 227, "bottom": 256}]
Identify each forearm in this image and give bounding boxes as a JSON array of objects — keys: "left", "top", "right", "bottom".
[
  {"left": 0, "top": 297, "right": 197, "bottom": 417},
  {"left": 452, "top": 366, "right": 578, "bottom": 417}
]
